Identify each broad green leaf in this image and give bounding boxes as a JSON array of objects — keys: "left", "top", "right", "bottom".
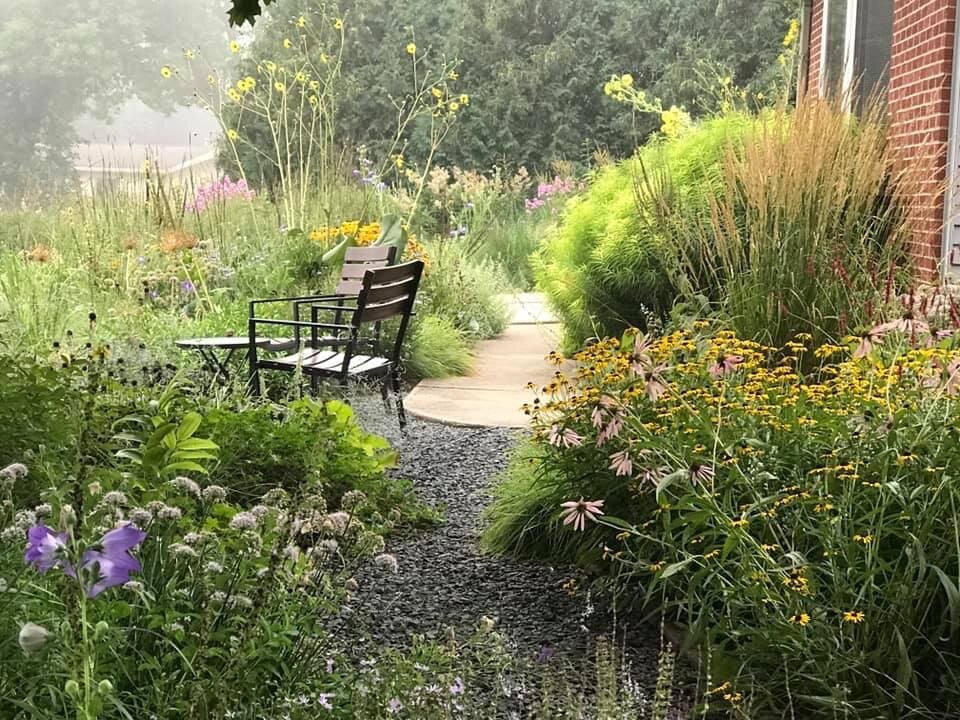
[{"left": 176, "top": 412, "right": 203, "bottom": 441}]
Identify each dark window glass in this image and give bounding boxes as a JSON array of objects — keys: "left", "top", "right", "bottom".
[{"left": 854, "top": 0, "right": 894, "bottom": 107}]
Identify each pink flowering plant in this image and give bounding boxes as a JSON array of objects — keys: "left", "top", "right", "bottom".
[
  {"left": 487, "top": 323, "right": 960, "bottom": 717},
  {"left": 185, "top": 175, "right": 255, "bottom": 214},
  {"left": 523, "top": 175, "right": 582, "bottom": 214}
]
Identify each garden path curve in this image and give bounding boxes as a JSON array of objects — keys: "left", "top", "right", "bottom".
[
  {"left": 404, "top": 292, "right": 562, "bottom": 427},
  {"left": 344, "top": 398, "right": 681, "bottom": 713}
]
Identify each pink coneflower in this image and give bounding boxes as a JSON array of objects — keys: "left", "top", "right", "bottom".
[
  {"left": 872, "top": 312, "right": 930, "bottom": 341},
  {"left": 689, "top": 463, "right": 714, "bottom": 485},
  {"left": 645, "top": 374, "right": 668, "bottom": 402},
  {"left": 599, "top": 395, "right": 620, "bottom": 410},
  {"left": 643, "top": 465, "right": 672, "bottom": 486},
  {"left": 608, "top": 450, "right": 633, "bottom": 477},
  {"left": 925, "top": 358, "right": 960, "bottom": 396},
  {"left": 591, "top": 405, "right": 606, "bottom": 429},
  {"left": 853, "top": 329, "right": 882, "bottom": 359},
  {"left": 630, "top": 333, "right": 654, "bottom": 374},
  {"left": 595, "top": 413, "right": 624, "bottom": 447},
  {"left": 548, "top": 425, "right": 583, "bottom": 449},
  {"left": 560, "top": 498, "right": 605, "bottom": 531},
  {"left": 635, "top": 363, "right": 669, "bottom": 401},
  {"left": 708, "top": 354, "right": 743, "bottom": 379}
]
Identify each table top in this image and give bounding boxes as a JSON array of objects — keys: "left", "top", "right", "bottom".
[{"left": 176, "top": 336, "right": 276, "bottom": 349}]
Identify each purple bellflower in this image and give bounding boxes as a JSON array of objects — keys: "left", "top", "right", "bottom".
[
  {"left": 25, "top": 524, "right": 147, "bottom": 598},
  {"left": 24, "top": 526, "right": 73, "bottom": 575}
]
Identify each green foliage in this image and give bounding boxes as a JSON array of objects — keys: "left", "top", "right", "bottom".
[
  {"left": 665, "top": 99, "right": 909, "bottom": 350},
  {"left": 206, "top": 398, "right": 397, "bottom": 503},
  {"left": 418, "top": 243, "right": 510, "bottom": 341},
  {"left": 0, "top": 359, "right": 84, "bottom": 504},
  {"left": 405, "top": 315, "right": 472, "bottom": 379},
  {"left": 537, "top": 113, "right": 753, "bottom": 349},
  {"left": 229, "top": 0, "right": 277, "bottom": 25},
  {"left": 223, "top": 0, "right": 794, "bottom": 173},
  {"left": 113, "top": 379, "right": 220, "bottom": 483},
  {"left": 0, "top": 365, "right": 441, "bottom": 717},
  {"left": 474, "top": 217, "right": 541, "bottom": 290},
  {"left": 493, "top": 326, "right": 960, "bottom": 717}
]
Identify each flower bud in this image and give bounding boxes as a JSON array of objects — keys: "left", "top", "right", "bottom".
[
  {"left": 18, "top": 622, "right": 50, "bottom": 653},
  {"left": 59, "top": 504, "right": 77, "bottom": 532},
  {"left": 94, "top": 621, "right": 109, "bottom": 639},
  {"left": 65, "top": 680, "right": 81, "bottom": 699},
  {"left": 97, "top": 679, "right": 113, "bottom": 696}
]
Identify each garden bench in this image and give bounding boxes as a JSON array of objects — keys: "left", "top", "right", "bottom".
[{"left": 248, "top": 260, "right": 425, "bottom": 427}]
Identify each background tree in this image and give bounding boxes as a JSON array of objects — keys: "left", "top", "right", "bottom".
[
  {"left": 224, "top": 0, "right": 795, "bottom": 185},
  {"left": 0, "top": 0, "right": 232, "bottom": 201}
]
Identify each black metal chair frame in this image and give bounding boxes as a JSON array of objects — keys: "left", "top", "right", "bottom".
[
  {"left": 246, "top": 244, "right": 398, "bottom": 391},
  {"left": 247, "top": 260, "right": 424, "bottom": 427}
]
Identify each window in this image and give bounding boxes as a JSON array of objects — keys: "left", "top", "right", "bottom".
[
  {"left": 820, "top": 0, "right": 894, "bottom": 109},
  {"left": 822, "top": 0, "right": 849, "bottom": 92}
]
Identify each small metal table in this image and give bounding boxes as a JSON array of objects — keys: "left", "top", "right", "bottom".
[{"left": 175, "top": 336, "right": 290, "bottom": 382}]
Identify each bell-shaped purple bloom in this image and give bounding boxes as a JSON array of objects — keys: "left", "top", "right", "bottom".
[
  {"left": 24, "top": 526, "right": 72, "bottom": 574},
  {"left": 24, "top": 523, "right": 147, "bottom": 598},
  {"left": 81, "top": 525, "right": 147, "bottom": 598}
]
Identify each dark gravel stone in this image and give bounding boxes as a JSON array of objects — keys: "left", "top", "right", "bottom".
[{"left": 337, "top": 393, "right": 693, "bottom": 715}]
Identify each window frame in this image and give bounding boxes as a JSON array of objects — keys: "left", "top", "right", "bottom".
[{"left": 820, "top": 0, "right": 892, "bottom": 109}]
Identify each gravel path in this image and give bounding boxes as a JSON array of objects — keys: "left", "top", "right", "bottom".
[{"left": 339, "top": 395, "right": 690, "bottom": 714}]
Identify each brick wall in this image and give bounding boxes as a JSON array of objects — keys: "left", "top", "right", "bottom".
[
  {"left": 888, "top": 0, "right": 956, "bottom": 275},
  {"left": 808, "top": 0, "right": 824, "bottom": 97},
  {"left": 804, "top": 0, "right": 956, "bottom": 277}
]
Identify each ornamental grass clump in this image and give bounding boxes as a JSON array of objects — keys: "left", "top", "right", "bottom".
[
  {"left": 665, "top": 97, "right": 913, "bottom": 350},
  {"left": 491, "top": 322, "right": 960, "bottom": 717}
]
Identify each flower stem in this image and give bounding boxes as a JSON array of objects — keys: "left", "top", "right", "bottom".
[{"left": 79, "top": 589, "right": 95, "bottom": 720}]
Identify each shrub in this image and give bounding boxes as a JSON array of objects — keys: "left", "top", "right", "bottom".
[
  {"left": 0, "top": 359, "right": 84, "bottom": 504},
  {"left": 665, "top": 99, "right": 910, "bottom": 350},
  {"left": 405, "top": 315, "right": 473, "bottom": 379},
  {"left": 417, "top": 245, "right": 510, "bottom": 340},
  {"left": 536, "top": 113, "right": 753, "bottom": 349},
  {"left": 491, "top": 323, "right": 960, "bottom": 717},
  {"left": 206, "top": 396, "right": 391, "bottom": 490}
]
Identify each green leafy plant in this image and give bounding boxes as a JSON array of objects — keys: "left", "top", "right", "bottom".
[
  {"left": 536, "top": 112, "right": 754, "bottom": 349},
  {"left": 418, "top": 243, "right": 509, "bottom": 341},
  {"left": 112, "top": 379, "right": 220, "bottom": 484},
  {"left": 492, "top": 323, "right": 960, "bottom": 717}
]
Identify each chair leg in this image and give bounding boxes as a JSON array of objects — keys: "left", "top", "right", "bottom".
[
  {"left": 391, "top": 370, "right": 406, "bottom": 429},
  {"left": 248, "top": 364, "right": 261, "bottom": 397},
  {"left": 380, "top": 375, "right": 390, "bottom": 409}
]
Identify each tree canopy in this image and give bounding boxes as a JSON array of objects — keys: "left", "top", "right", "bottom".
[
  {"left": 0, "top": 0, "right": 230, "bottom": 199},
  {"left": 223, "top": 0, "right": 795, "bottom": 183}
]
